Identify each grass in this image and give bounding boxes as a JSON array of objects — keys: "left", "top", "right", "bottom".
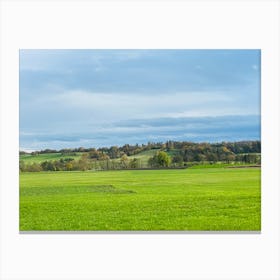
[
  {"left": 188, "top": 162, "right": 258, "bottom": 169},
  {"left": 19, "top": 149, "right": 162, "bottom": 169},
  {"left": 19, "top": 150, "right": 158, "bottom": 168},
  {"left": 126, "top": 149, "right": 159, "bottom": 166},
  {"left": 19, "top": 167, "right": 261, "bottom": 231},
  {"left": 20, "top": 152, "right": 83, "bottom": 163}
]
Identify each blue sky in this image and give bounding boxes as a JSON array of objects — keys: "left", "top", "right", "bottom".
[{"left": 20, "top": 49, "right": 260, "bottom": 151}]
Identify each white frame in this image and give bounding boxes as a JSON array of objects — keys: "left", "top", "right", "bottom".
[{"left": 1, "top": 1, "right": 279, "bottom": 279}]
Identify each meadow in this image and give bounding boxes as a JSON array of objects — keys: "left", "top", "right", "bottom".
[
  {"left": 20, "top": 152, "right": 83, "bottom": 163},
  {"left": 20, "top": 167, "right": 261, "bottom": 231}
]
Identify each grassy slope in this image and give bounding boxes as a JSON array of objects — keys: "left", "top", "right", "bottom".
[
  {"left": 126, "top": 149, "right": 159, "bottom": 166},
  {"left": 20, "top": 153, "right": 83, "bottom": 163},
  {"left": 19, "top": 150, "right": 256, "bottom": 168},
  {"left": 20, "top": 168, "right": 261, "bottom": 231},
  {"left": 19, "top": 150, "right": 157, "bottom": 164}
]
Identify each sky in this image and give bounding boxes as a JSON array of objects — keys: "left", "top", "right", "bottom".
[{"left": 19, "top": 49, "right": 261, "bottom": 151}]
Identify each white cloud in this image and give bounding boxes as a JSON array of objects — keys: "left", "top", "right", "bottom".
[
  {"left": 165, "top": 108, "right": 256, "bottom": 118},
  {"left": 87, "top": 50, "right": 151, "bottom": 68},
  {"left": 27, "top": 88, "right": 259, "bottom": 125},
  {"left": 38, "top": 90, "right": 230, "bottom": 123}
]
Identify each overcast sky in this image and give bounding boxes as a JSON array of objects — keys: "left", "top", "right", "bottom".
[{"left": 20, "top": 49, "right": 260, "bottom": 151}]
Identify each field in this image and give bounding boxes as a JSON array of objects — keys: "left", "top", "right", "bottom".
[
  {"left": 20, "top": 167, "right": 261, "bottom": 231},
  {"left": 20, "top": 150, "right": 160, "bottom": 163},
  {"left": 126, "top": 149, "right": 159, "bottom": 166},
  {"left": 19, "top": 149, "right": 254, "bottom": 169},
  {"left": 20, "top": 152, "right": 83, "bottom": 163}
]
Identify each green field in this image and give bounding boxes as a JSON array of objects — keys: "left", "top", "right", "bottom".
[
  {"left": 19, "top": 150, "right": 253, "bottom": 170},
  {"left": 19, "top": 149, "right": 160, "bottom": 165},
  {"left": 20, "top": 152, "right": 83, "bottom": 163},
  {"left": 126, "top": 149, "right": 159, "bottom": 165},
  {"left": 19, "top": 167, "right": 261, "bottom": 231}
]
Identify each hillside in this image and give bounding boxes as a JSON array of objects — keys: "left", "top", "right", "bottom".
[
  {"left": 19, "top": 140, "right": 261, "bottom": 172},
  {"left": 20, "top": 152, "right": 83, "bottom": 163}
]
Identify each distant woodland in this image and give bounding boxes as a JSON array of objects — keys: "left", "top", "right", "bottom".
[{"left": 19, "top": 140, "right": 261, "bottom": 172}]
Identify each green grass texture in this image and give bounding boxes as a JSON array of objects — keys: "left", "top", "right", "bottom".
[
  {"left": 19, "top": 168, "right": 261, "bottom": 231},
  {"left": 20, "top": 150, "right": 159, "bottom": 164},
  {"left": 20, "top": 152, "right": 83, "bottom": 163}
]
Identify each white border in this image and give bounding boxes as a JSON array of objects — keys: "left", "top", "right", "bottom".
[{"left": 1, "top": 1, "right": 279, "bottom": 280}]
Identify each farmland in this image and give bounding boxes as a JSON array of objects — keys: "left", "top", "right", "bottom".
[
  {"left": 20, "top": 167, "right": 261, "bottom": 231},
  {"left": 20, "top": 152, "right": 83, "bottom": 163},
  {"left": 19, "top": 144, "right": 261, "bottom": 172}
]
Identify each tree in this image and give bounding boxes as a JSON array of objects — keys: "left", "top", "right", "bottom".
[
  {"left": 76, "top": 155, "right": 91, "bottom": 171},
  {"left": 129, "top": 158, "right": 140, "bottom": 168},
  {"left": 29, "top": 163, "right": 43, "bottom": 172},
  {"left": 65, "top": 162, "right": 73, "bottom": 171},
  {"left": 148, "top": 151, "right": 171, "bottom": 168},
  {"left": 172, "top": 154, "right": 183, "bottom": 166},
  {"left": 225, "top": 154, "right": 236, "bottom": 163},
  {"left": 41, "top": 161, "right": 56, "bottom": 171},
  {"left": 19, "top": 160, "right": 26, "bottom": 172},
  {"left": 206, "top": 153, "right": 218, "bottom": 162},
  {"left": 120, "top": 154, "right": 129, "bottom": 169},
  {"left": 108, "top": 146, "right": 120, "bottom": 159},
  {"left": 88, "top": 149, "right": 100, "bottom": 159}
]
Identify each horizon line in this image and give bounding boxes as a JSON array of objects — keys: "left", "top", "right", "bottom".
[{"left": 19, "top": 139, "right": 261, "bottom": 153}]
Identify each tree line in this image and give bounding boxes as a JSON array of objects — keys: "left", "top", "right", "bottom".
[{"left": 19, "top": 140, "right": 261, "bottom": 172}]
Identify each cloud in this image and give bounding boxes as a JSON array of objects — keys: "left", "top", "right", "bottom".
[
  {"left": 20, "top": 115, "right": 260, "bottom": 150},
  {"left": 20, "top": 85, "right": 260, "bottom": 145},
  {"left": 29, "top": 89, "right": 250, "bottom": 119},
  {"left": 20, "top": 49, "right": 261, "bottom": 95},
  {"left": 19, "top": 49, "right": 261, "bottom": 150},
  {"left": 20, "top": 49, "right": 151, "bottom": 72}
]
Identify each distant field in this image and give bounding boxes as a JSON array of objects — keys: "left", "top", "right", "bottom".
[
  {"left": 20, "top": 167, "right": 261, "bottom": 231},
  {"left": 19, "top": 150, "right": 252, "bottom": 169},
  {"left": 19, "top": 150, "right": 158, "bottom": 164},
  {"left": 20, "top": 152, "right": 83, "bottom": 163},
  {"left": 126, "top": 149, "right": 159, "bottom": 166},
  {"left": 19, "top": 150, "right": 161, "bottom": 168}
]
